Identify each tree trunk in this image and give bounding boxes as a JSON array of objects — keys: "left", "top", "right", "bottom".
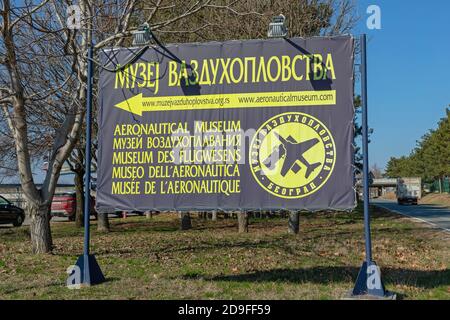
[
  {"left": 288, "top": 211, "right": 300, "bottom": 234},
  {"left": 180, "top": 212, "right": 192, "bottom": 230},
  {"left": 74, "top": 169, "right": 84, "bottom": 227},
  {"left": 97, "top": 212, "right": 110, "bottom": 232},
  {"left": 238, "top": 211, "right": 249, "bottom": 233},
  {"left": 27, "top": 201, "right": 53, "bottom": 253}
]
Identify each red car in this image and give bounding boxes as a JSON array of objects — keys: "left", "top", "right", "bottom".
[{"left": 51, "top": 192, "right": 97, "bottom": 221}]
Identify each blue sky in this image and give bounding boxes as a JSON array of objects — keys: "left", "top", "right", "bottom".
[{"left": 355, "top": 0, "right": 450, "bottom": 170}]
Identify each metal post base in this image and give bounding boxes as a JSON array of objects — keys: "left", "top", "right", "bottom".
[
  {"left": 75, "top": 254, "right": 105, "bottom": 286},
  {"left": 348, "top": 261, "right": 396, "bottom": 300}
]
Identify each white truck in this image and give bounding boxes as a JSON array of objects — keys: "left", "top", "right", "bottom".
[{"left": 396, "top": 177, "right": 422, "bottom": 205}]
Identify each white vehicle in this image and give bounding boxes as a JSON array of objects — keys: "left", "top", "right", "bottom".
[{"left": 396, "top": 177, "right": 421, "bottom": 205}]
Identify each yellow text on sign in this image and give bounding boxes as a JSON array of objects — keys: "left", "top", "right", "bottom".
[{"left": 114, "top": 90, "right": 336, "bottom": 116}]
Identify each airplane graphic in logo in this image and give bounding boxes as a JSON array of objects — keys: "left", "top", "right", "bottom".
[{"left": 263, "top": 132, "right": 321, "bottom": 178}]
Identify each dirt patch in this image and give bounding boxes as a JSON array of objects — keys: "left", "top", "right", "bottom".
[
  {"left": 420, "top": 193, "right": 450, "bottom": 207},
  {"left": 381, "top": 192, "right": 397, "bottom": 201}
]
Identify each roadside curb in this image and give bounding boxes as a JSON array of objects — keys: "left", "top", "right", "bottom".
[{"left": 371, "top": 203, "right": 450, "bottom": 234}]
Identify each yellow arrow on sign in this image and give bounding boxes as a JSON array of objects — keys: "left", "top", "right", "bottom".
[{"left": 114, "top": 90, "right": 336, "bottom": 116}]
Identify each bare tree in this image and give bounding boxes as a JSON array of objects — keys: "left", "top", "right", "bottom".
[
  {"left": 371, "top": 163, "right": 384, "bottom": 179},
  {"left": 237, "top": 211, "right": 249, "bottom": 233},
  {"left": 288, "top": 211, "right": 300, "bottom": 234},
  {"left": 66, "top": 146, "right": 85, "bottom": 228},
  {"left": 180, "top": 212, "right": 192, "bottom": 230},
  {"left": 141, "top": 0, "right": 358, "bottom": 44},
  {"left": 0, "top": 0, "right": 85, "bottom": 253}
]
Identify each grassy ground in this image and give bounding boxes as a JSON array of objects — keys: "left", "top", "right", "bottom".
[
  {"left": 0, "top": 206, "right": 449, "bottom": 300},
  {"left": 420, "top": 193, "right": 450, "bottom": 208}
]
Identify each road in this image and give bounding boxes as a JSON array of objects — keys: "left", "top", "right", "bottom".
[{"left": 372, "top": 199, "right": 450, "bottom": 232}]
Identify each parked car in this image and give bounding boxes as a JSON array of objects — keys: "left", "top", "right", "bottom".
[
  {"left": 51, "top": 192, "right": 97, "bottom": 221},
  {"left": 0, "top": 195, "right": 25, "bottom": 227}
]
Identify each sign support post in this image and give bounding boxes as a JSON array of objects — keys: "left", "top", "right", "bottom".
[
  {"left": 351, "top": 34, "right": 394, "bottom": 299},
  {"left": 73, "top": 46, "right": 105, "bottom": 286}
]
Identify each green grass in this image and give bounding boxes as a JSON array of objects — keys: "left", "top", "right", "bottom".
[{"left": 0, "top": 205, "right": 449, "bottom": 300}]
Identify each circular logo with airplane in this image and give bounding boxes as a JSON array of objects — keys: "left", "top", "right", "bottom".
[{"left": 249, "top": 112, "right": 336, "bottom": 199}]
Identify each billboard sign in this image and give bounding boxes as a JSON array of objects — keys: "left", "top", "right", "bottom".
[{"left": 96, "top": 36, "right": 355, "bottom": 211}]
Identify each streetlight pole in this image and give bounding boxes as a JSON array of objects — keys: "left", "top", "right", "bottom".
[
  {"left": 69, "top": 19, "right": 154, "bottom": 287},
  {"left": 72, "top": 42, "right": 105, "bottom": 287},
  {"left": 351, "top": 34, "right": 393, "bottom": 299},
  {"left": 82, "top": 45, "right": 94, "bottom": 284},
  {"left": 361, "top": 34, "right": 373, "bottom": 265}
]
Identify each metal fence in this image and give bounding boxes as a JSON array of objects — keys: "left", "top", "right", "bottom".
[{"left": 429, "top": 177, "right": 450, "bottom": 193}]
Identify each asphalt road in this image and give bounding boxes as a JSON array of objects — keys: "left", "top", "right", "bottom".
[{"left": 372, "top": 199, "right": 450, "bottom": 232}]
